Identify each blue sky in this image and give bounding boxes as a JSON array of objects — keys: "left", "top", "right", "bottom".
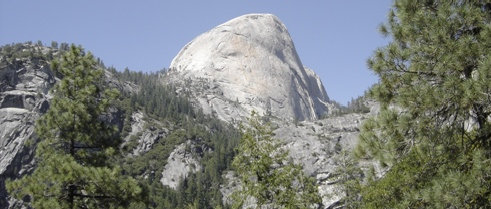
[{"left": 0, "top": 0, "right": 392, "bottom": 105}]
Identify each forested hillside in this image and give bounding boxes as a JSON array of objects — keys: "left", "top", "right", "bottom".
[
  {"left": 109, "top": 66, "right": 241, "bottom": 209},
  {"left": 0, "top": 42, "right": 241, "bottom": 208}
]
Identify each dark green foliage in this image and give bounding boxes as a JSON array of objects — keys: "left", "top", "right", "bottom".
[
  {"left": 111, "top": 69, "right": 241, "bottom": 209},
  {"left": 0, "top": 42, "right": 88, "bottom": 73},
  {"left": 356, "top": 1, "right": 491, "bottom": 208},
  {"left": 330, "top": 95, "right": 370, "bottom": 116},
  {"left": 60, "top": 42, "right": 70, "bottom": 51},
  {"left": 121, "top": 118, "right": 239, "bottom": 209},
  {"left": 114, "top": 68, "right": 195, "bottom": 122},
  {"left": 6, "top": 45, "right": 142, "bottom": 208},
  {"left": 345, "top": 96, "right": 370, "bottom": 114},
  {"left": 232, "top": 113, "right": 321, "bottom": 209},
  {"left": 330, "top": 149, "right": 363, "bottom": 209},
  {"left": 51, "top": 41, "right": 58, "bottom": 49},
  {"left": 1, "top": 42, "right": 242, "bottom": 208},
  {"left": 0, "top": 43, "right": 51, "bottom": 65}
]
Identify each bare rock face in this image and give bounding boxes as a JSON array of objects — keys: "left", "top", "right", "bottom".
[
  {"left": 220, "top": 112, "right": 380, "bottom": 208},
  {"left": 160, "top": 140, "right": 208, "bottom": 189},
  {"left": 122, "top": 111, "right": 168, "bottom": 156},
  {"left": 0, "top": 44, "right": 56, "bottom": 207},
  {"left": 275, "top": 114, "right": 365, "bottom": 207},
  {"left": 166, "top": 14, "right": 333, "bottom": 122}
]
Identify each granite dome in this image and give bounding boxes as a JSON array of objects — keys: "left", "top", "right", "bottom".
[{"left": 167, "top": 13, "right": 333, "bottom": 122}]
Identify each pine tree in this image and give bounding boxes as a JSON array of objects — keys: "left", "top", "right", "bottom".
[
  {"left": 51, "top": 41, "right": 58, "bottom": 49},
  {"left": 330, "top": 149, "right": 362, "bottom": 209},
  {"left": 231, "top": 112, "right": 322, "bottom": 209},
  {"left": 356, "top": 1, "right": 491, "bottom": 208},
  {"left": 7, "top": 45, "right": 142, "bottom": 209}
]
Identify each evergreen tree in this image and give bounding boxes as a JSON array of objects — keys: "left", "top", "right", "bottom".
[
  {"left": 51, "top": 41, "right": 58, "bottom": 49},
  {"left": 330, "top": 149, "right": 362, "bottom": 209},
  {"left": 7, "top": 45, "right": 142, "bottom": 209},
  {"left": 356, "top": 1, "right": 491, "bottom": 208},
  {"left": 231, "top": 112, "right": 321, "bottom": 209}
]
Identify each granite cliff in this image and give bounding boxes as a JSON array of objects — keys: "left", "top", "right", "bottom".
[{"left": 165, "top": 14, "right": 335, "bottom": 123}]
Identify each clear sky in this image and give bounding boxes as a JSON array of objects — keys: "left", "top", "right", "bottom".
[{"left": 0, "top": 0, "right": 392, "bottom": 105}]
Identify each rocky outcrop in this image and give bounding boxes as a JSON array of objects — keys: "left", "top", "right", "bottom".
[
  {"left": 0, "top": 44, "right": 56, "bottom": 208},
  {"left": 123, "top": 111, "right": 169, "bottom": 156},
  {"left": 276, "top": 114, "right": 365, "bottom": 207},
  {"left": 160, "top": 140, "right": 209, "bottom": 189},
  {"left": 219, "top": 112, "right": 377, "bottom": 208},
  {"left": 165, "top": 13, "right": 334, "bottom": 122}
]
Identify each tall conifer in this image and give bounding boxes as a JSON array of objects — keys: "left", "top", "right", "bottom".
[
  {"left": 356, "top": 1, "right": 491, "bottom": 208},
  {"left": 232, "top": 112, "right": 321, "bottom": 209},
  {"left": 7, "top": 45, "right": 142, "bottom": 209}
]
